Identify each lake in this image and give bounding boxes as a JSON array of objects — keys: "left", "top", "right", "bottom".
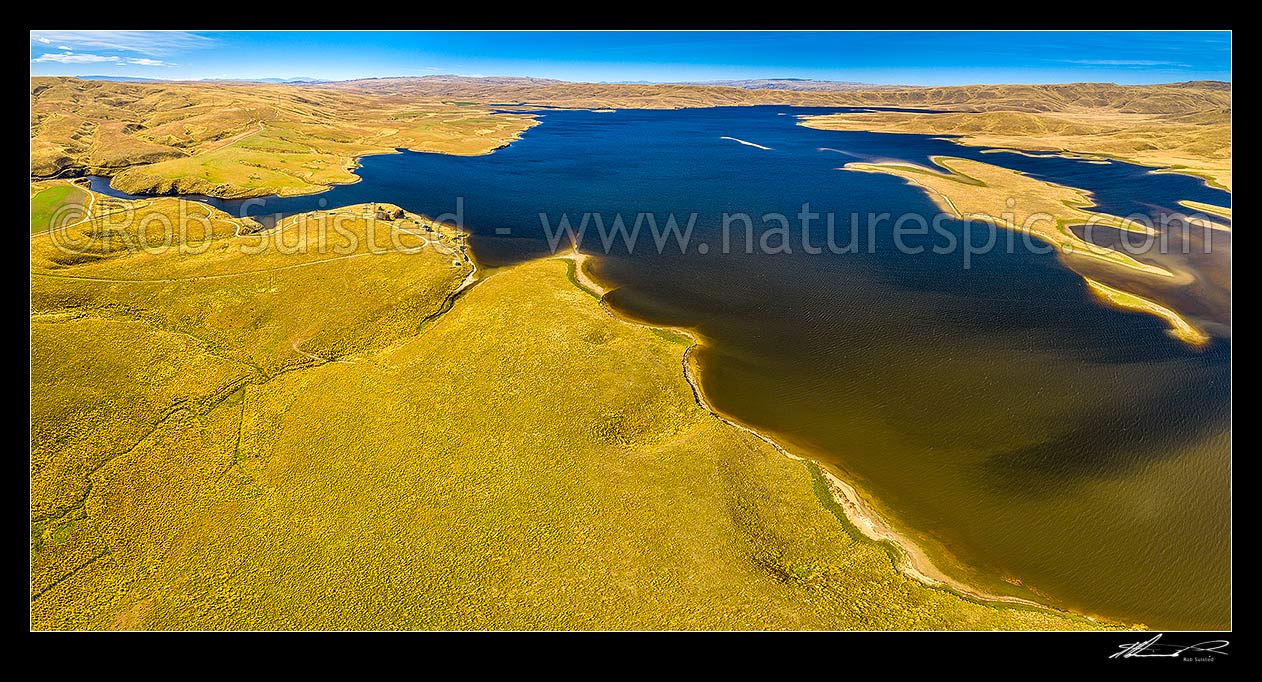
[{"left": 89, "top": 105, "right": 1232, "bottom": 629}]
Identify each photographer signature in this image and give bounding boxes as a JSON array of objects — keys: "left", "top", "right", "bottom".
[{"left": 1111, "top": 634, "right": 1229, "bottom": 660}]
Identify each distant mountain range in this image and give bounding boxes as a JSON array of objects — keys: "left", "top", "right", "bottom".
[
  {"left": 218, "top": 77, "right": 328, "bottom": 84},
  {"left": 596, "top": 78, "right": 886, "bottom": 90},
  {"left": 75, "top": 75, "right": 327, "bottom": 84},
  {"left": 76, "top": 75, "right": 162, "bottom": 82},
  {"left": 674, "top": 79, "right": 889, "bottom": 91},
  {"left": 70, "top": 74, "right": 881, "bottom": 90},
  {"left": 58, "top": 75, "right": 1227, "bottom": 95}
]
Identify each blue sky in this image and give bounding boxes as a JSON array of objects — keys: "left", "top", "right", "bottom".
[{"left": 29, "top": 31, "right": 1231, "bottom": 85}]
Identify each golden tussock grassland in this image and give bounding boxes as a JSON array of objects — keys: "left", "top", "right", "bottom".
[
  {"left": 31, "top": 78, "right": 538, "bottom": 198},
  {"left": 33, "top": 77, "right": 1231, "bottom": 196},
  {"left": 32, "top": 76, "right": 1221, "bottom": 629},
  {"left": 799, "top": 81, "right": 1231, "bottom": 191},
  {"left": 30, "top": 196, "right": 1106, "bottom": 630}
]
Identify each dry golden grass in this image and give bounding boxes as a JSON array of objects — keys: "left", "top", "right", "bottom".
[
  {"left": 32, "top": 198, "right": 471, "bottom": 373},
  {"left": 843, "top": 156, "right": 1209, "bottom": 344},
  {"left": 1178, "top": 199, "right": 1232, "bottom": 221},
  {"left": 801, "top": 105, "right": 1231, "bottom": 191},
  {"left": 1084, "top": 278, "right": 1209, "bottom": 346},
  {"left": 845, "top": 156, "right": 1170, "bottom": 275},
  {"left": 323, "top": 77, "right": 1230, "bottom": 115},
  {"left": 824, "top": 81, "right": 1230, "bottom": 115},
  {"left": 30, "top": 196, "right": 1105, "bottom": 631},
  {"left": 31, "top": 197, "right": 470, "bottom": 542},
  {"left": 29, "top": 76, "right": 1225, "bottom": 629},
  {"left": 31, "top": 78, "right": 537, "bottom": 197},
  {"left": 33, "top": 77, "right": 1231, "bottom": 198}
]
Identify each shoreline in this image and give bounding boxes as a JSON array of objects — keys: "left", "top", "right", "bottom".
[
  {"left": 32, "top": 188, "right": 1106, "bottom": 626},
  {"left": 1177, "top": 199, "right": 1232, "bottom": 226},
  {"left": 797, "top": 112, "right": 1233, "bottom": 193},
  {"left": 48, "top": 116, "right": 541, "bottom": 202},
  {"left": 552, "top": 247, "right": 1094, "bottom": 620},
  {"left": 843, "top": 157, "right": 1178, "bottom": 282},
  {"left": 1084, "top": 278, "right": 1210, "bottom": 347},
  {"left": 34, "top": 127, "right": 1179, "bottom": 625},
  {"left": 842, "top": 156, "right": 1213, "bottom": 348}
]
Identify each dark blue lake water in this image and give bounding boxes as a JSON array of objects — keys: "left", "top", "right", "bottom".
[{"left": 91, "top": 106, "right": 1232, "bottom": 629}]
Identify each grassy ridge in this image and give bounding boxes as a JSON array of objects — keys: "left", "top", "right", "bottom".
[
  {"left": 324, "top": 77, "right": 1230, "bottom": 115},
  {"left": 32, "top": 77, "right": 1231, "bottom": 198},
  {"left": 31, "top": 78, "right": 538, "bottom": 197},
  {"left": 801, "top": 106, "right": 1231, "bottom": 191},
  {"left": 31, "top": 199, "right": 470, "bottom": 559},
  {"left": 31, "top": 198, "right": 1103, "bottom": 630}
]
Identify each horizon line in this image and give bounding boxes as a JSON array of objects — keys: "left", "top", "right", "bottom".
[{"left": 30, "top": 73, "right": 1235, "bottom": 87}]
